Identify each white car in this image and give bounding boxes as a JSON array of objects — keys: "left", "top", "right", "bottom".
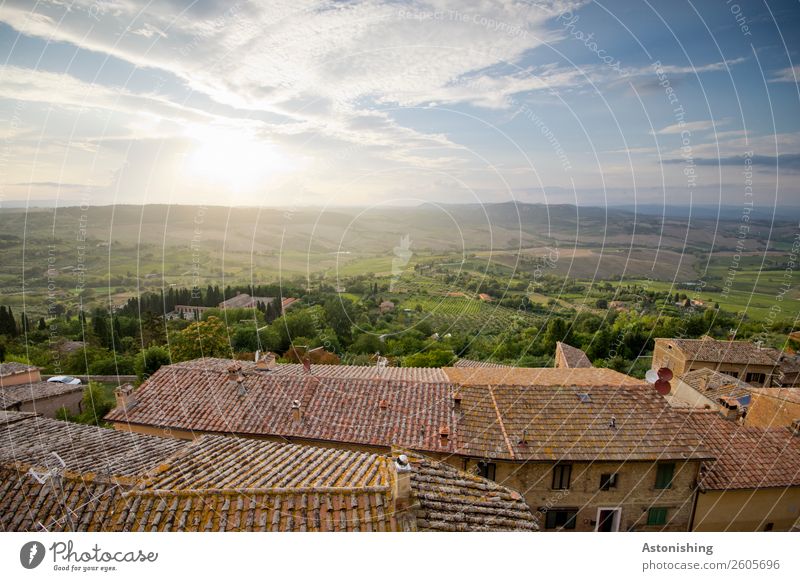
[{"left": 47, "top": 375, "right": 82, "bottom": 385}]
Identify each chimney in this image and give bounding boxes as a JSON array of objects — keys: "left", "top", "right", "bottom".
[
  {"left": 291, "top": 399, "right": 302, "bottom": 423},
  {"left": 226, "top": 364, "right": 241, "bottom": 381},
  {"left": 378, "top": 399, "right": 388, "bottom": 413},
  {"left": 303, "top": 357, "right": 311, "bottom": 374},
  {"left": 391, "top": 453, "right": 417, "bottom": 530},
  {"left": 236, "top": 375, "right": 247, "bottom": 398},
  {"left": 718, "top": 397, "right": 739, "bottom": 421},
  {"left": 115, "top": 383, "right": 137, "bottom": 412},
  {"left": 255, "top": 351, "right": 277, "bottom": 371},
  {"left": 452, "top": 390, "right": 462, "bottom": 413},
  {"left": 439, "top": 425, "right": 450, "bottom": 447},
  {"left": 790, "top": 419, "right": 800, "bottom": 437}
]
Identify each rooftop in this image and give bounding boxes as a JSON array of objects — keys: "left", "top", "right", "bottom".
[
  {"left": 0, "top": 381, "right": 83, "bottom": 410},
  {"left": 106, "top": 364, "right": 457, "bottom": 454},
  {"left": 456, "top": 383, "right": 711, "bottom": 462},
  {"left": 555, "top": 342, "right": 592, "bottom": 368},
  {"left": 0, "top": 412, "right": 536, "bottom": 532},
  {"left": 682, "top": 411, "right": 800, "bottom": 490},
  {"left": 453, "top": 358, "right": 512, "bottom": 368},
  {"left": 443, "top": 366, "right": 645, "bottom": 387},
  {"left": 659, "top": 337, "right": 781, "bottom": 366},
  {"left": 677, "top": 368, "right": 754, "bottom": 402},
  {"left": 0, "top": 362, "right": 38, "bottom": 378}
]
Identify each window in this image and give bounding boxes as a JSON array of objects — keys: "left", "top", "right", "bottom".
[
  {"left": 577, "top": 393, "right": 591, "bottom": 403},
  {"left": 552, "top": 464, "right": 572, "bottom": 490},
  {"left": 544, "top": 509, "right": 578, "bottom": 530},
  {"left": 746, "top": 372, "right": 766, "bottom": 385},
  {"left": 599, "top": 473, "right": 618, "bottom": 490},
  {"left": 727, "top": 371, "right": 739, "bottom": 378},
  {"left": 655, "top": 463, "right": 675, "bottom": 489},
  {"left": 477, "top": 461, "right": 496, "bottom": 481},
  {"left": 647, "top": 507, "right": 668, "bottom": 526}
]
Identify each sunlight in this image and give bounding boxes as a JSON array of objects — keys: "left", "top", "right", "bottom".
[{"left": 183, "top": 126, "right": 294, "bottom": 191}]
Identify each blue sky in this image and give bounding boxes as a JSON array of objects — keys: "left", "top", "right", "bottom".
[{"left": 0, "top": 0, "right": 798, "bottom": 208}]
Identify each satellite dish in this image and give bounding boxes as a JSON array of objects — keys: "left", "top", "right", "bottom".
[
  {"left": 657, "top": 367, "right": 673, "bottom": 381},
  {"left": 645, "top": 369, "right": 659, "bottom": 384},
  {"left": 654, "top": 379, "right": 671, "bottom": 395}
]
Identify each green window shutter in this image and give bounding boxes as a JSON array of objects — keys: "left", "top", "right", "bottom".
[{"left": 648, "top": 507, "right": 668, "bottom": 525}]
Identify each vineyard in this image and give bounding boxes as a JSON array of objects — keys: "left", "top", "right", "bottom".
[{"left": 406, "top": 296, "right": 543, "bottom": 335}]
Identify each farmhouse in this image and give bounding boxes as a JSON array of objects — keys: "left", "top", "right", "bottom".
[{"left": 667, "top": 368, "right": 753, "bottom": 414}]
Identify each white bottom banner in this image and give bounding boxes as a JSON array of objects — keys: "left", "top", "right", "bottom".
[{"left": 2, "top": 532, "right": 797, "bottom": 580}]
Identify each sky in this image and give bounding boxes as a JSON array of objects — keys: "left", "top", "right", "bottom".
[{"left": 0, "top": 0, "right": 798, "bottom": 209}]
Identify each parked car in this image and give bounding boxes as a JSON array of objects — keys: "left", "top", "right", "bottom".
[{"left": 46, "top": 375, "right": 82, "bottom": 385}]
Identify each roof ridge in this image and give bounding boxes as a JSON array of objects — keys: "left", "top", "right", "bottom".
[
  {"left": 128, "top": 484, "right": 392, "bottom": 496},
  {"left": 487, "top": 384, "right": 515, "bottom": 460}
]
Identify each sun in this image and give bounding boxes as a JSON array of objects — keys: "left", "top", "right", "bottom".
[{"left": 183, "top": 126, "right": 294, "bottom": 191}]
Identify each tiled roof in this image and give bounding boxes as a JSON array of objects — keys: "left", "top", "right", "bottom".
[
  {"left": 219, "top": 294, "right": 274, "bottom": 309},
  {"left": 661, "top": 338, "right": 781, "bottom": 366},
  {"left": 0, "top": 362, "right": 38, "bottom": 378},
  {"left": 682, "top": 411, "right": 800, "bottom": 490},
  {"left": 0, "top": 463, "right": 127, "bottom": 532},
  {"left": 0, "top": 381, "right": 82, "bottom": 410},
  {"left": 142, "top": 435, "right": 389, "bottom": 490},
  {"left": 172, "top": 358, "right": 449, "bottom": 382},
  {"left": 453, "top": 358, "right": 512, "bottom": 368},
  {"left": 457, "top": 383, "right": 711, "bottom": 461},
  {"left": 0, "top": 413, "right": 536, "bottom": 532},
  {"left": 0, "top": 411, "right": 185, "bottom": 476},
  {"left": 444, "top": 366, "right": 645, "bottom": 387},
  {"left": 404, "top": 452, "right": 536, "bottom": 531},
  {"left": 555, "top": 342, "right": 592, "bottom": 368},
  {"left": 678, "top": 368, "right": 753, "bottom": 401},
  {"left": 106, "top": 364, "right": 457, "bottom": 454}
]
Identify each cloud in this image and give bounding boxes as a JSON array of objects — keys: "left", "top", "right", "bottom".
[
  {"left": 662, "top": 153, "right": 800, "bottom": 171},
  {"left": 653, "top": 120, "right": 719, "bottom": 135},
  {"left": 769, "top": 66, "right": 800, "bottom": 83}
]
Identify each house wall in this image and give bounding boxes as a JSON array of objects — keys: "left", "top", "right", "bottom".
[
  {"left": 460, "top": 457, "right": 701, "bottom": 532},
  {"left": 0, "top": 369, "right": 42, "bottom": 387},
  {"left": 17, "top": 390, "right": 83, "bottom": 418},
  {"left": 693, "top": 487, "right": 800, "bottom": 531},
  {"left": 744, "top": 392, "right": 800, "bottom": 429},
  {"left": 669, "top": 379, "right": 717, "bottom": 410}
]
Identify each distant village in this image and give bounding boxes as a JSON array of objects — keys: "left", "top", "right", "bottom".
[{"left": 2, "top": 334, "right": 799, "bottom": 532}]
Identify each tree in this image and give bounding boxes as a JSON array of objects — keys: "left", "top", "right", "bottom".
[
  {"left": 134, "top": 345, "right": 172, "bottom": 380},
  {"left": 403, "top": 348, "right": 455, "bottom": 368},
  {"left": 595, "top": 298, "right": 608, "bottom": 310},
  {"left": 169, "top": 316, "right": 231, "bottom": 361},
  {"left": 76, "top": 382, "right": 114, "bottom": 426},
  {"left": 324, "top": 297, "right": 354, "bottom": 345}
]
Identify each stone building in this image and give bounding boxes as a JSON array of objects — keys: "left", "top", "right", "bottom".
[
  {"left": 106, "top": 359, "right": 710, "bottom": 531},
  {"left": 0, "top": 380, "right": 83, "bottom": 418},
  {"left": 652, "top": 337, "right": 782, "bottom": 386},
  {"left": 0, "top": 362, "right": 41, "bottom": 387}
]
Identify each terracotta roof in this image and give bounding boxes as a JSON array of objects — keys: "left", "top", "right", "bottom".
[
  {"left": 444, "top": 366, "right": 645, "bottom": 387},
  {"left": 456, "top": 383, "right": 711, "bottom": 461},
  {"left": 219, "top": 294, "right": 274, "bottom": 309},
  {"left": 0, "top": 411, "right": 185, "bottom": 476},
  {"left": 106, "top": 364, "right": 457, "bottom": 454},
  {"left": 173, "top": 358, "right": 449, "bottom": 382},
  {"left": 142, "top": 435, "right": 389, "bottom": 490},
  {"left": 677, "top": 368, "right": 754, "bottom": 402},
  {"left": 682, "top": 411, "right": 800, "bottom": 490},
  {"left": 659, "top": 338, "right": 781, "bottom": 366},
  {"left": 0, "top": 362, "right": 37, "bottom": 378},
  {"left": 1, "top": 412, "right": 536, "bottom": 531},
  {"left": 0, "top": 381, "right": 83, "bottom": 410},
  {"left": 556, "top": 342, "right": 592, "bottom": 368},
  {"left": 405, "top": 452, "right": 536, "bottom": 531},
  {"left": 453, "top": 358, "right": 512, "bottom": 368},
  {"left": 0, "top": 463, "right": 127, "bottom": 532}
]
